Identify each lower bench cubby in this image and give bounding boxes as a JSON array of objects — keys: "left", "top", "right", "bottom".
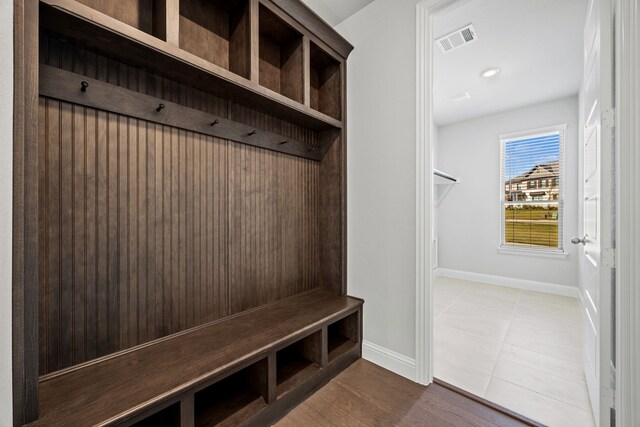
[
  {"left": 328, "top": 311, "right": 359, "bottom": 362},
  {"left": 276, "top": 330, "right": 323, "bottom": 398},
  {"left": 132, "top": 403, "right": 181, "bottom": 427},
  {"left": 195, "top": 359, "right": 269, "bottom": 427}
]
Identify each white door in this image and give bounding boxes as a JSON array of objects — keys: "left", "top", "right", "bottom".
[{"left": 578, "top": 0, "right": 615, "bottom": 425}]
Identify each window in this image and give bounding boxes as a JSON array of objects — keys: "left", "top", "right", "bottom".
[{"left": 500, "top": 125, "right": 565, "bottom": 251}]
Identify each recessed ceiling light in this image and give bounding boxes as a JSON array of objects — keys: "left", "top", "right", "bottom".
[
  {"left": 481, "top": 67, "right": 501, "bottom": 78},
  {"left": 450, "top": 92, "right": 471, "bottom": 102}
]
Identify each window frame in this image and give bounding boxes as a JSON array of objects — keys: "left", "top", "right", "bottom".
[{"left": 498, "top": 124, "right": 567, "bottom": 256}]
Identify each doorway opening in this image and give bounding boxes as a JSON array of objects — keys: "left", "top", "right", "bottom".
[{"left": 427, "top": 0, "right": 609, "bottom": 425}]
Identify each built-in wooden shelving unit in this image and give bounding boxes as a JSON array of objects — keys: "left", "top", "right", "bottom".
[{"left": 13, "top": 0, "right": 358, "bottom": 425}]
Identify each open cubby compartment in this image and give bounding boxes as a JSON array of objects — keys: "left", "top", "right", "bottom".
[
  {"left": 194, "top": 359, "right": 269, "bottom": 427},
  {"left": 131, "top": 402, "right": 181, "bottom": 427},
  {"left": 276, "top": 330, "right": 323, "bottom": 398},
  {"left": 310, "top": 41, "right": 342, "bottom": 120},
  {"left": 259, "top": 5, "right": 305, "bottom": 103},
  {"left": 74, "top": 0, "right": 168, "bottom": 40},
  {"left": 327, "top": 311, "right": 359, "bottom": 362},
  {"left": 179, "top": 0, "right": 251, "bottom": 78}
]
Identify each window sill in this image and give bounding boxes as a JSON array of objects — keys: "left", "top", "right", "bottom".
[{"left": 497, "top": 247, "right": 568, "bottom": 259}]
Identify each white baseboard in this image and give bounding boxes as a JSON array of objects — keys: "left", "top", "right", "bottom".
[
  {"left": 434, "top": 268, "right": 579, "bottom": 298},
  {"left": 362, "top": 340, "right": 416, "bottom": 381}
]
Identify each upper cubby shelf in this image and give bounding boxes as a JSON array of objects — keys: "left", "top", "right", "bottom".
[
  {"left": 180, "top": 0, "right": 252, "bottom": 79},
  {"left": 310, "top": 40, "right": 342, "bottom": 120},
  {"left": 259, "top": 5, "right": 304, "bottom": 103},
  {"left": 40, "top": 0, "right": 347, "bottom": 131}
]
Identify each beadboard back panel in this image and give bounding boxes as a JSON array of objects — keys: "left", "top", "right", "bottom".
[{"left": 38, "top": 36, "right": 320, "bottom": 375}]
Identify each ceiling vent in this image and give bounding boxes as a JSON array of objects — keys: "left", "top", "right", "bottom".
[{"left": 436, "top": 24, "right": 477, "bottom": 53}]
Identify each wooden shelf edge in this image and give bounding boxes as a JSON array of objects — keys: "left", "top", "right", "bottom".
[{"left": 40, "top": 0, "right": 343, "bottom": 131}]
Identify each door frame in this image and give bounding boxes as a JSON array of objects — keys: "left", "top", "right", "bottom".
[
  {"left": 416, "top": 0, "right": 638, "bottom": 425},
  {"left": 615, "top": 0, "right": 640, "bottom": 425},
  {"left": 414, "top": 0, "right": 468, "bottom": 386}
]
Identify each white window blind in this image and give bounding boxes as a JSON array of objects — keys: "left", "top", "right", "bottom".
[{"left": 500, "top": 125, "right": 565, "bottom": 251}]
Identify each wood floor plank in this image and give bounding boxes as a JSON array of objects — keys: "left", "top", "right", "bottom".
[{"left": 277, "top": 359, "right": 538, "bottom": 427}]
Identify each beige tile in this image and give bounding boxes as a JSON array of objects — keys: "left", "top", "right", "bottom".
[
  {"left": 504, "top": 331, "right": 583, "bottom": 362},
  {"left": 518, "top": 290, "right": 581, "bottom": 310},
  {"left": 500, "top": 343, "right": 585, "bottom": 384},
  {"left": 446, "top": 298, "right": 515, "bottom": 319},
  {"left": 434, "top": 324, "right": 503, "bottom": 360},
  {"left": 464, "top": 283, "right": 522, "bottom": 303},
  {"left": 434, "top": 357, "right": 492, "bottom": 397},
  {"left": 433, "top": 302, "right": 449, "bottom": 318},
  {"left": 436, "top": 309, "right": 511, "bottom": 341},
  {"left": 508, "top": 318, "right": 582, "bottom": 350},
  {"left": 492, "top": 359, "right": 592, "bottom": 411},
  {"left": 485, "top": 377, "right": 595, "bottom": 427},
  {"left": 434, "top": 340, "right": 498, "bottom": 375},
  {"left": 512, "top": 310, "right": 582, "bottom": 332},
  {"left": 456, "top": 291, "right": 519, "bottom": 313},
  {"left": 515, "top": 301, "right": 582, "bottom": 320}
]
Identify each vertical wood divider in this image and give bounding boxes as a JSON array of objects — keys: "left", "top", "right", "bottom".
[
  {"left": 166, "top": 0, "right": 180, "bottom": 47},
  {"left": 321, "top": 327, "right": 329, "bottom": 368},
  {"left": 267, "top": 351, "right": 277, "bottom": 404},
  {"left": 249, "top": 0, "right": 260, "bottom": 83},
  {"left": 180, "top": 393, "right": 195, "bottom": 427},
  {"left": 303, "top": 36, "right": 311, "bottom": 107}
]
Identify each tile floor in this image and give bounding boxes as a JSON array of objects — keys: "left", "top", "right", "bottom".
[{"left": 433, "top": 276, "right": 595, "bottom": 427}]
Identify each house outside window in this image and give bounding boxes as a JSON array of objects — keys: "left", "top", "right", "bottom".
[{"left": 500, "top": 125, "right": 565, "bottom": 251}]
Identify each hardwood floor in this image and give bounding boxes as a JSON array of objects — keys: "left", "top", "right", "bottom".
[{"left": 276, "top": 359, "right": 538, "bottom": 426}]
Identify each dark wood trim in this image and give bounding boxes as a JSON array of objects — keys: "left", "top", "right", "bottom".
[
  {"left": 340, "top": 60, "right": 348, "bottom": 295},
  {"left": 12, "top": 0, "right": 39, "bottom": 424},
  {"left": 40, "top": 65, "right": 329, "bottom": 161},
  {"left": 268, "top": 0, "right": 354, "bottom": 59},
  {"left": 433, "top": 378, "right": 546, "bottom": 427}
]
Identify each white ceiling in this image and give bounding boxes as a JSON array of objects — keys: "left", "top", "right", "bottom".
[
  {"left": 301, "top": 0, "right": 375, "bottom": 26},
  {"left": 434, "top": 0, "right": 588, "bottom": 126}
]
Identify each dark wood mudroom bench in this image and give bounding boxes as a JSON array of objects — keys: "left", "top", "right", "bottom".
[{"left": 29, "top": 291, "right": 363, "bottom": 427}]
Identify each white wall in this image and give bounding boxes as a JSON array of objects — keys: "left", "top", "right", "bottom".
[
  {"left": 0, "top": 0, "right": 13, "bottom": 425},
  {"left": 336, "top": 0, "right": 420, "bottom": 362},
  {"left": 435, "top": 95, "right": 580, "bottom": 287}
]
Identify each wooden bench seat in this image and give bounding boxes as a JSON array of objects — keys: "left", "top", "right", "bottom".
[{"left": 29, "top": 290, "right": 363, "bottom": 427}]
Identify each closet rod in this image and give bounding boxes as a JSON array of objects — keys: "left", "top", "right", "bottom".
[{"left": 433, "top": 169, "right": 458, "bottom": 183}]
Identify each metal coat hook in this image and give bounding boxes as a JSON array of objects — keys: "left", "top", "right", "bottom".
[
  {"left": 247, "top": 130, "right": 257, "bottom": 136},
  {"left": 80, "top": 81, "right": 89, "bottom": 92},
  {"left": 210, "top": 119, "right": 219, "bottom": 126},
  {"left": 156, "top": 103, "right": 165, "bottom": 112}
]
